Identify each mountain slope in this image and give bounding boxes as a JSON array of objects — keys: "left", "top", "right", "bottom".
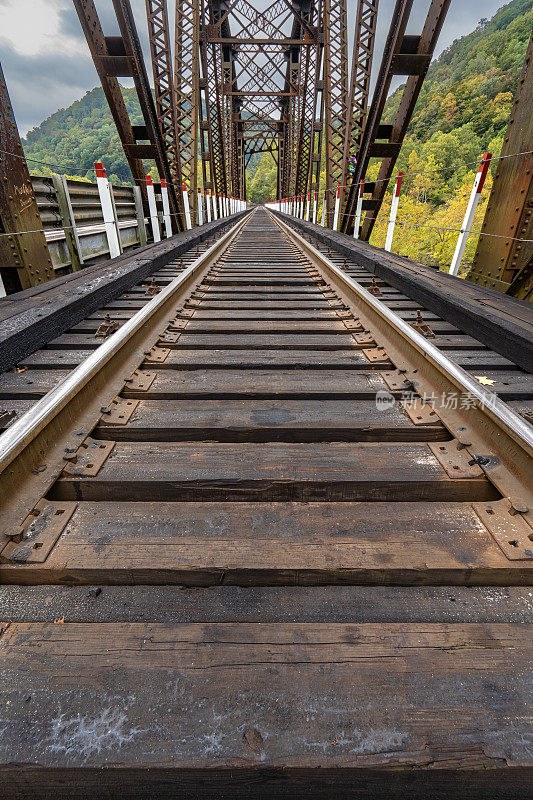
[
  {"left": 22, "top": 0, "right": 532, "bottom": 242},
  {"left": 23, "top": 87, "right": 145, "bottom": 184}
]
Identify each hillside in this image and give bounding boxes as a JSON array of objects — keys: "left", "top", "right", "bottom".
[
  {"left": 23, "top": 87, "right": 146, "bottom": 185},
  {"left": 246, "top": 0, "right": 531, "bottom": 270},
  {"left": 22, "top": 0, "right": 532, "bottom": 268}
]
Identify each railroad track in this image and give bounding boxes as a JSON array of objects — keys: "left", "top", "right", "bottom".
[{"left": 1, "top": 207, "right": 532, "bottom": 798}]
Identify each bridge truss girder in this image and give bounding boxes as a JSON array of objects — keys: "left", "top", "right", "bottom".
[{"left": 341, "top": 0, "right": 451, "bottom": 237}]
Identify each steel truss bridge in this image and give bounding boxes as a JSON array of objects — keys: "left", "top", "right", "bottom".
[{"left": 0, "top": 1, "right": 531, "bottom": 295}]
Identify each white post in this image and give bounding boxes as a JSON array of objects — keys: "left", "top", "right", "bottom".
[
  {"left": 94, "top": 162, "right": 122, "bottom": 257},
  {"left": 305, "top": 191, "right": 311, "bottom": 221},
  {"left": 145, "top": 174, "right": 161, "bottom": 243},
  {"left": 0, "top": 273, "right": 6, "bottom": 298},
  {"left": 213, "top": 193, "right": 219, "bottom": 220},
  {"left": 206, "top": 189, "right": 212, "bottom": 222},
  {"left": 333, "top": 184, "right": 341, "bottom": 231},
  {"left": 197, "top": 187, "right": 204, "bottom": 226},
  {"left": 449, "top": 152, "right": 492, "bottom": 276},
  {"left": 312, "top": 190, "right": 318, "bottom": 224},
  {"left": 182, "top": 184, "right": 192, "bottom": 229},
  {"left": 160, "top": 179, "right": 172, "bottom": 238},
  {"left": 353, "top": 180, "right": 364, "bottom": 239},
  {"left": 385, "top": 171, "right": 404, "bottom": 252},
  {"left": 320, "top": 191, "right": 326, "bottom": 226}
]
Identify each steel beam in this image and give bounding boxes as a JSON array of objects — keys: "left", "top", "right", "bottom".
[
  {"left": 72, "top": 0, "right": 147, "bottom": 191},
  {"left": 111, "top": 0, "right": 182, "bottom": 225},
  {"left": 175, "top": 0, "right": 201, "bottom": 221},
  {"left": 341, "top": 0, "right": 379, "bottom": 202},
  {"left": 468, "top": 30, "right": 533, "bottom": 300},
  {"left": 0, "top": 61, "right": 54, "bottom": 291},
  {"left": 341, "top": 0, "right": 450, "bottom": 237},
  {"left": 145, "top": 0, "right": 180, "bottom": 181},
  {"left": 323, "top": 0, "right": 349, "bottom": 226}
]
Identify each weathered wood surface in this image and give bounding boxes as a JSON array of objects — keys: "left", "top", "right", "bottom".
[
  {"left": 1, "top": 369, "right": 391, "bottom": 399},
  {"left": 95, "top": 398, "right": 446, "bottom": 441},
  {"left": 2, "top": 501, "right": 529, "bottom": 586},
  {"left": 51, "top": 441, "right": 496, "bottom": 502},
  {"left": 144, "top": 349, "right": 379, "bottom": 369},
  {"left": 276, "top": 210, "right": 533, "bottom": 372},
  {"left": 3, "top": 585, "right": 533, "bottom": 623},
  {"left": 1, "top": 623, "right": 531, "bottom": 782},
  {"left": 1, "top": 207, "right": 532, "bottom": 798}
]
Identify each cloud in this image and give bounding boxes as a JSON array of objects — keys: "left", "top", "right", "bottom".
[{"left": 0, "top": 0, "right": 510, "bottom": 137}]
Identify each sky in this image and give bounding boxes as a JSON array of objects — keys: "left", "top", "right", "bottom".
[{"left": 0, "top": 0, "right": 511, "bottom": 137}]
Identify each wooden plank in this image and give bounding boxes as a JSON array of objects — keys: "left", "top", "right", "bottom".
[
  {"left": 467, "top": 370, "right": 533, "bottom": 398},
  {"left": 96, "top": 399, "right": 446, "bottom": 441},
  {"left": 206, "top": 277, "right": 316, "bottom": 285},
  {"left": 168, "top": 334, "right": 361, "bottom": 350},
  {"left": 103, "top": 300, "right": 151, "bottom": 309},
  {"left": 188, "top": 309, "right": 341, "bottom": 319},
  {"left": 51, "top": 441, "right": 496, "bottom": 502},
  {"left": 0, "top": 370, "right": 72, "bottom": 398},
  {"left": 144, "top": 350, "right": 378, "bottom": 369},
  {"left": 2, "top": 501, "right": 528, "bottom": 586},
  {"left": 172, "top": 320, "right": 351, "bottom": 333},
  {"left": 188, "top": 300, "right": 335, "bottom": 308},
  {"left": 46, "top": 333, "right": 362, "bottom": 351},
  {"left": 0, "top": 399, "right": 36, "bottom": 429},
  {"left": 3, "top": 585, "right": 533, "bottom": 623},
  {"left": 121, "top": 369, "right": 395, "bottom": 399},
  {"left": 18, "top": 350, "right": 93, "bottom": 368},
  {"left": 1, "top": 621, "right": 531, "bottom": 794},
  {"left": 446, "top": 352, "right": 517, "bottom": 369},
  {"left": 203, "top": 286, "right": 324, "bottom": 294}
]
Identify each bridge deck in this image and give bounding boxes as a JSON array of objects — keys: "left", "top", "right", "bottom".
[{"left": 1, "top": 209, "right": 532, "bottom": 799}]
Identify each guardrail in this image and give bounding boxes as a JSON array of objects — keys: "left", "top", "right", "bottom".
[
  {"left": 30, "top": 172, "right": 249, "bottom": 278},
  {"left": 31, "top": 175, "right": 149, "bottom": 274}
]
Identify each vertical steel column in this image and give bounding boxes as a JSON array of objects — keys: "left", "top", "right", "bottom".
[
  {"left": 323, "top": 0, "right": 349, "bottom": 227},
  {"left": 175, "top": 0, "right": 201, "bottom": 222},
  {"left": 73, "top": 0, "right": 147, "bottom": 192},
  {"left": 341, "top": 1, "right": 379, "bottom": 194},
  {"left": 0, "top": 61, "right": 54, "bottom": 291},
  {"left": 145, "top": 0, "right": 180, "bottom": 182},
  {"left": 469, "top": 30, "right": 533, "bottom": 299}
]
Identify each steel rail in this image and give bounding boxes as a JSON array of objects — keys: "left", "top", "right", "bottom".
[
  {"left": 271, "top": 210, "right": 533, "bottom": 508},
  {"left": 0, "top": 212, "right": 251, "bottom": 477},
  {"left": 272, "top": 210, "right": 533, "bottom": 451}
]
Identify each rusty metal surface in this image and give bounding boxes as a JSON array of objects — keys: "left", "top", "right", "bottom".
[
  {"left": 175, "top": 0, "right": 200, "bottom": 214},
  {"left": 145, "top": 0, "right": 180, "bottom": 184},
  {"left": 341, "top": 0, "right": 379, "bottom": 204},
  {"left": 0, "top": 62, "right": 54, "bottom": 291},
  {"left": 469, "top": 30, "right": 533, "bottom": 300},
  {"left": 72, "top": 0, "right": 147, "bottom": 192},
  {"left": 111, "top": 0, "right": 182, "bottom": 224},
  {"left": 341, "top": 0, "right": 451, "bottom": 237},
  {"left": 322, "top": 0, "right": 349, "bottom": 225}
]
